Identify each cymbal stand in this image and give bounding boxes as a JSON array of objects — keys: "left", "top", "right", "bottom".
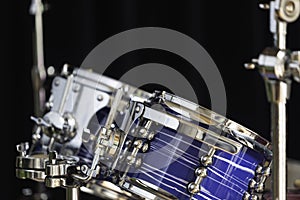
[
  {"left": 245, "top": 0, "right": 300, "bottom": 199},
  {"left": 29, "top": 0, "right": 47, "bottom": 116}
]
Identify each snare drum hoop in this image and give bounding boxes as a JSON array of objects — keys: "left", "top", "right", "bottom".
[{"left": 160, "top": 92, "right": 272, "bottom": 158}]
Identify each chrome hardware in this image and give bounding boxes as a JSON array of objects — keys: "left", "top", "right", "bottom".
[
  {"left": 30, "top": 67, "right": 151, "bottom": 156},
  {"left": 93, "top": 126, "right": 122, "bottom": 159},
  {"left": 81, "top": 128, "right": 94, "bottom": 143},
  {"left": 119, "top": 140, "right": 144, "bottom": 185},
  {"left": 45, "top": 151, "right": 70, "bottom": 179},
  {"left": 16, "top": 63, "right": 275, "bottom": 200},
  {"left": 121, "top": 177, "right": 177, "bottom": 200},
  {"left": 66, "top": 187, "right": 80, "bottom": 200},
  {"left": 245, "top": 160, "right": 272, "bottom": 199},
  {"left": 200, "top": 148, "right": 216, "bottom": 166},
  {"left": 135, "top": 157, "right": 143, "bottom": 168},
  {"left": 243, "top": 192, "right": 251, "bottom": 200},
  {"left": 71, "top": 163, "right": 100, "bottom": 183},
  {"left": 245, "top": 47, "right": 299, "bottom": 85},
  {"left": 244, "top": 1, "right": 300, "bottom": 199},
  {"left": 188, "top": 147, "right": 215, "bottom": 196},
  {"left": 89, "top": 88, "right": 124, "bottom": 161},
  {"left": 187, "top": 168, "right": 207, "bottom": 194},
  {"left": 97, "top": 94, "right": 103, "bottom": 101},
  {"left": 249, "top": 179, "right": 257, "bottom": 189},
  {"left": 61, "top": 63, "right": 74, "bottom": 77},
  {"left": 15, "top": 142, "right": 48, "bottom": 182},
  {"left": 105, "top": 88, "right": 124, "bottom": 129},
  {"left": 119, "top": 140, "right": 132, "bottom": 161},
  {"left": 38, "top": 68, "right": 113, "bottom": 155},
  {"left": 255, "top": 161, "right": 272, "bottom": 193},
  {"left": 141, "top": 143, "right": 149, "bottom": 153},
  {"left": 72, "top": 124, "right": 123, "bottom": 184},
  {"left": 80, "top": 126, "right": 121, "bottom": 180},
  {"left": 243, "top": 192, "right": 259, "bottom": 200},
  {"left": 109, "top": 100, "right": 146, "bottom": 172},
  {"left": 16, "top": 142, "right": 29, "bottom": 157},
  {"left": 31, "top": 112, "right": 77, "bottom": 146},
  {"left": 147, "top": 131, "right": 155, "bottom": 140},
  {"left": 159, "top": 92, "right": 271, "bottom": 157},
  {"left": 137, "top": 120, "right": 153, "bottom": 138},
  {"left": 290, "top": 51, "right": 300, "bottom": 82},
  {"left": 44, "top": 151, "right": 81, "bottom": 200},
  {"left": 141, "top": 102, "right": 243, "bottom": 155},
  {"left": 81, "top": 180, "right": 143, "bottom": 200}
]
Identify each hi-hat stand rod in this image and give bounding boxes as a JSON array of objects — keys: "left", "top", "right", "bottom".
[
  {"left": 245, "top": 0, "right": 300, "bottom": 199},
  {"left": 66, "top": 187, "right": 80, "bottom": 200},
  {"left": 266, "top": 80, "right": 290, "bottom": 200},
  {"left": 29, "top": 0, "right": 47, "bottom": 116}
]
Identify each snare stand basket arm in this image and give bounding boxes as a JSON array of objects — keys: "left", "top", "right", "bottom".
[{"left": 244, "top": 0, "right": 300, "bottom": 199}]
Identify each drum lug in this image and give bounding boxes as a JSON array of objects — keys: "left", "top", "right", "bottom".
[
  {"left": 200, "top": 148, "right": 216, "bottom": 166},
  {"left": 245, "top": 160, "right": 272, "bottom": 199},
  {"left": 254, "top": 162, "right": 271, "bottom": 193},
  {"left": 188, "top": 168, "right": 207, "bottom": 194},
  {"left": 243, "top": 192, "right": 259, "bottom": 200},
  {"left": 249, "top": 179, "right": 257, "bottom": 189},
  {"left": 187, "top": 182, "right": 199, "bottom": 194},
  {"left": 243, "top": 192, "right": 251, "bottom": 200},
  {"left": 188, "top": 147, "right": 215, "bottom": 196}
]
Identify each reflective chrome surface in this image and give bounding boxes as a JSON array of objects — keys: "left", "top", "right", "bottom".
[
  {"left": 16, "top": 67, "right": 275, "bottom": 200},
  {"left": 81, "top": 180, "right": 143, "bottom": 200},
  {"left": 245, "top": 1, "right": 300, "bottom": 199},
  {"left": 160, "top": 92, "right": 272, "bottom": 157}
]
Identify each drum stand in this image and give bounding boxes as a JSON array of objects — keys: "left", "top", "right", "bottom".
[
  {"left": 245, "top": 0, "right": 300, "bottom": 199},
  {"left": 30, "top": 0, "right": 47, "bottom": 117}
]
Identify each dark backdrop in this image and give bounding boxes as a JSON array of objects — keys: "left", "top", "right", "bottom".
[{"left": 9, "top": 0, "right": 300, "bottom": 199}]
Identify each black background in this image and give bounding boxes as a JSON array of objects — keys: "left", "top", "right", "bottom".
[{"left": 8, "top": 0, "right": 300, "bottom": 199}]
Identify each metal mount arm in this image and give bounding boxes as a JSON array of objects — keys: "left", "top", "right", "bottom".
[{"left": 245, "top": 1, "right": 300, "bottom": 199}]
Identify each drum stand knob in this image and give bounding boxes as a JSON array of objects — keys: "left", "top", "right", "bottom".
[{"left": 16, "top": 142, "right": 29, "bottom": 157}]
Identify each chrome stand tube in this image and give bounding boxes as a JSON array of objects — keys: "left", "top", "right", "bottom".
[
  {"left": 271, "top": 101, "right": 286, "bottom": 200},
  {"left": 245, "top": 1, "right": 300, "bottom": 199},
  {"left": 266, "top": 80, "right": 289, "bottom": 200},
  {"left": 30, "top": 0, "right": 47, "bottom": 116},
  {"left": 66, "top": 187, "right": 79, "bottom": 200}
]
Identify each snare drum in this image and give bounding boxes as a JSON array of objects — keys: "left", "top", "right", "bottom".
[
  {"left": 119, "top": 92, "right": 272, "bottom": 200},
  {"left": 16, "top": 67, "right": 272, "bottom": 200}
]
